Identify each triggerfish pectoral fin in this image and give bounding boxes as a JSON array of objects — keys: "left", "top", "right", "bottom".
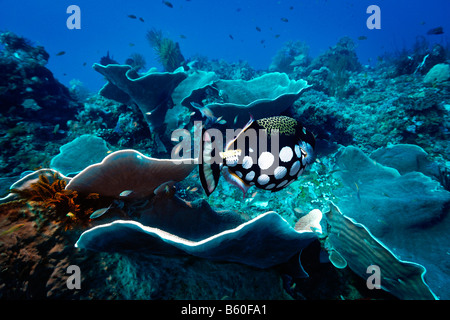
[
  {"left": 199, "top": 129, "right": 221, "bottom": 196},
  {"left": 223, "top": 168, "right": 251, "bottom": 200}
]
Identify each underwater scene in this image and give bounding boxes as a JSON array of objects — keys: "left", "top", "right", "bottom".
[{"left": 0, "top": 0, "right": 449, "bottom": 303}]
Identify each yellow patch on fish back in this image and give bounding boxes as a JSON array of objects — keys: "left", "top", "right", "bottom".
[
  {"left": 257, "top": 116, "right": 297, "bottom": 135},
  {"left": 220, "top": 149, "right": 242, "bottom": 161}
]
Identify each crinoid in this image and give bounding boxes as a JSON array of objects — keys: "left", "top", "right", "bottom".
[
  {"left": 10, "top": 172, "right": 106, "bottom": 230},
  {"left": 146, "top": 28, "right": 185, "bottom": 72}
]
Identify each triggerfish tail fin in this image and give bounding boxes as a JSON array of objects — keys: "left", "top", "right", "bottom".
[{"left": 199, "top": 129, "right": 222, "bottom": 196}]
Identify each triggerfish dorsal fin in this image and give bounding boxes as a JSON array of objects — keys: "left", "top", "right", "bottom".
[
  {"left": 199, "top": 129, "right": 222, "bottom": 196},
  {"left": 224, "top": 114, "right": 254, "bottom": 152}
]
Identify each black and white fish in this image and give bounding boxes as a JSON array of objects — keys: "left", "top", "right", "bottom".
[{"left": 199, "top": 115, "right": 316, "bottom": 198}]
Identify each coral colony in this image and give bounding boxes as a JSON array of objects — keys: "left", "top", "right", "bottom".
[{"left": 0, "top": 2, "right": 449, "bottom": 302}]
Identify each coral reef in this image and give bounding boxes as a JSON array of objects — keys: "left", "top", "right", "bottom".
[
  {"left": 0, "top": 32, "right": 80, "bottom": 124},
  {"left": 0, "top": 32, "right": 82, "bottom": 177},
  {"left": 269, "top": 40, "right": 310, "bottom": 74},
  {"left": 1, "top": 28, "right": 449, "bottom": 301}
]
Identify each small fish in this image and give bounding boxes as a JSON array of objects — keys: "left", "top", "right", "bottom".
[
  {"left": 83, "top": 62, "right": 87, "bottom": 66},
  {"left": 281, "top": 17, "right": 288, "bottom": 23},
  {"left": 215, "top": 116, "right": 227, "bottom": 125},
  {"left": 260, "top": 39, "right": 265, "bottom": 44},
  {"left": 294, "top": 207, "right": 303, "bottom": 214},
  {"left": 358, "top": 36, "right": 367, "bottom": 40},
  {"left": 0, "top": 224, "right": 25, "bottom": 237},
  {"left": 274, "top": 34, "right": 281, "bottom": 38},
  {"left": 90, "top": 206, "right": 112, "bottom": 219},
  {"left": 139, "top": 17, "right": 145, "bottom": 22},
  {"left": 56, "top": 51, "right": 66, "bottom": 56},
  {"left": 289, "top": 6, "right": 294, "bottom": 10},
  {"left": 179, "top": 34, "right": 187, "bottom": 39},
  {"left": 129, "top": 43, "right": 135, "bottom": 47},
  {"left": 119, "top": 190, "right": 133, "bottom": 197},
  {"left": 229, "top": 34, "right": 234, "bottom": 40},
  {"left": 233, "top": 115, "right": 239, "bottom": 125},
  {"left": 189, "top": 111, "right": 196, "bottom": 116},
  {"left": 190, "top": 102, "right": 215, "bottom": 122},
  {"left": 251, "top": 191, "right": 258, "bottom": 198},
  {"left": 256, "top": 26, "right": 261, "bottom": 32},
  {"left": 127, "top": 14, "right": 137, "bottom": 19},
  {"left": 328, "top": 169, "right": 341, "bottom": 175},
  {"left": 190, "top": 187, "right": 198, "bottom": 192},
  {"left": 66, "top": 212, "right": 75, "bottom": 218},
  {"left": 427, "top": 26, "right": 444, "bottom": 35},
  {"left": 162, "top": 1, "right": 173, "bottom": 8},
  {"left": 355, "top": 182, "right": 361, "bottom": 202}
]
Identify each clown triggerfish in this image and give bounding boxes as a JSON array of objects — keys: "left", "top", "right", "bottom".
[{"left": 199, "top": 115, "right": 316, "bottom": 197}]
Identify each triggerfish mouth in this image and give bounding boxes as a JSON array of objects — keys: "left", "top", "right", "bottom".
[{"left": 199, "top": 115, "right": 316, "bottom": 198}]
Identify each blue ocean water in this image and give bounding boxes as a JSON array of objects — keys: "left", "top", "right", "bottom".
[{"left": 1, "top": 0, "right": 448, "bottom": 91}]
